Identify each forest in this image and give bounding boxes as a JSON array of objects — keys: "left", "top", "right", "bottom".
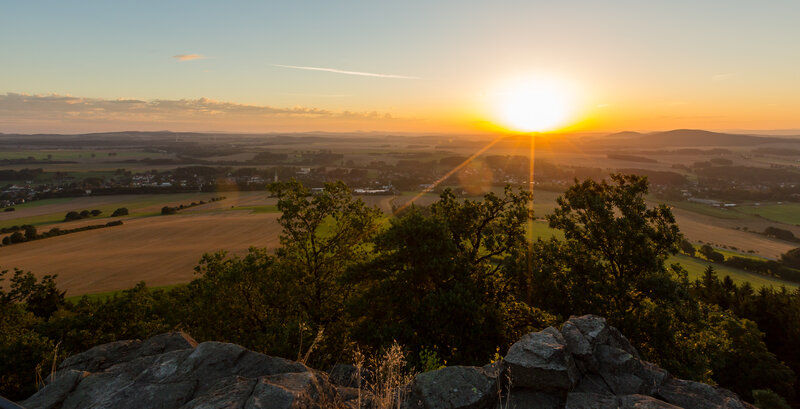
[{"left": 1, "top": 174, "right": 798, "bottom": 407}]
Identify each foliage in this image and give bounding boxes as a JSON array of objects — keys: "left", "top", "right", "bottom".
[
  {"left": 111, "top": 207, "right": 129, "bottom": 217},
  {"left": 680, "top": 239, "right": 695, "bottom": 256},
  {"left": 753, "top": 389, "right": 791, "bottom": 409},
  {"left": 0, "top": 269, "right": 66, "bottom": 400},
  {"left": 176, "top": 249, "right": 303, "bottom": 359},
  {"left": 268, "top": 179, "right": 381, "bottom": 327},
  {"left": 781, "top": 248, "right": 800, "bottom": 270},
  {"left": 347, "top": 186, "right": 554, "bottom": 365},
  {"left": 2, "top": 176, "right": 798, "bottom": 405}
]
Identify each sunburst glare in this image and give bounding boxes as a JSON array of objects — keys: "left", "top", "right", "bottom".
[{"left": 493, "top": 77, "right": 576, "bottom": 133}]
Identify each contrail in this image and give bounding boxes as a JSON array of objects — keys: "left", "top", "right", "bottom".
[{"left": 273, "top": 64, "right": 419, "bottom": 80}]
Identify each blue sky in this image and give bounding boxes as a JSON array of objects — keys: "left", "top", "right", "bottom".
[{"left": 1, "top": 0, "right": 799, "bottom": 133}]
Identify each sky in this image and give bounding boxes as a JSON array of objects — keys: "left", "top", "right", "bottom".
[{"left": 1, "top": 0, "right": 799, "bottom": 134}]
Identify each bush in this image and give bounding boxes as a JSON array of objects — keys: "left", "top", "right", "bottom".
[
  {"left": 111, "top": 207, "right": 129, "bottom": 217},
  {"left": 64, "top": 211, "right": 81, "bottom": 221},
  {"left": 753, "top": 389, "right": 791, "bottom": 409},
  {"left": 3, "top": 207, "right": 14, "bottom": 212},
  {"left": 161, "top": 206, "right": 177, "bottom": 215},
  {"left": 90, "top": 209, "right": 102, "bottom": 217}
]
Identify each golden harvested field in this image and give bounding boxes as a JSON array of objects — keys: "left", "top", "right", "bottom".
[{"left": 0, "top": 211, "right": 283, "bottom": 296}]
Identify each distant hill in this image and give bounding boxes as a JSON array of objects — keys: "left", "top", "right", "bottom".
[{"left": 595, "top": 129, "right": 797, "bottom": 148}]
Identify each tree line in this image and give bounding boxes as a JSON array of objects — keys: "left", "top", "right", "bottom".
[{"left": 0, "top": 175, "right": 797, "bottom": 407}]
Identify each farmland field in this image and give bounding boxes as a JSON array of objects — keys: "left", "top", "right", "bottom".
[
  {"left": 670, "top": 254, "right": 798, "bottom": 289},
  {"left": 0, "top": 211, "right": 284, "bottom": 295},
  {"left": 2, "top": 184, "right": 799, "bottom": 297},
  {"left": 736, "top": 203, "right": 800, "bottom": 225}
]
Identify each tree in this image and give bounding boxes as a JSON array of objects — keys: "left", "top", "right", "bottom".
[
  {"left": 268, "top": 179, "right": 381, "bottom": 327},
  {"left": 700, "top": 244, "right": 724, "bottom": 263},
  {"left": 24, "top": 225, "right": 37, "bottom": 241},
  {"left": 111, "top": 207, "right": 129, "bottom": 217},
  {"left": 680, "top": 239, "right": 695, "bottom": 256},
  {"left": 781, "top": 247, "right": 800, "bottom": 269},
  {"left": 347, "top": 186, "right": 551, "bottom": 364},
  {"left": 544, "top": 174, "right": 682, "bottom": 316},
  {"left": 179, "top": 249, "right": 302, "bottom": 358},
  {"left": 9, "top": 231, "right": 24, "bottom": 244}
]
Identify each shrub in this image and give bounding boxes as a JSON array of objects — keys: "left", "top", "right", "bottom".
[{"left": 111, "top": 207, "right": 129, "bottom": 217}]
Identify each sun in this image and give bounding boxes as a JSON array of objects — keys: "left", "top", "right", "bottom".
[{"left": 495, "top": 77, "right": 574, "bottom": 133}]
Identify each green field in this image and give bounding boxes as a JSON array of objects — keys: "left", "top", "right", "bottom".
[
  {"left": 735, "top": 203, "right": 800, "bottom": 225},
  {"left": 670, "top": 254, "right": 798, "bottom": 289},
  {"left": 662, "top": 200, "right": 752, "bottom": 220},
  {"left": 529, "top": 220, "right": 564, "bottom": 240},
  {"left": 0, "top": 193, "right": 222, "bottom": 229}
]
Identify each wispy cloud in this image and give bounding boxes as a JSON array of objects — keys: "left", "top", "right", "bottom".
[
  {"left": 0, "top": 93, "right": 393, "bottom": 120},
  {"left": 712, "top": 72, "right": 737, "bottom": 82},
  {"left": 274, "top": 64, "right": 419, "bottom": 80},
  {"left": 172, "top": 54, "right": 206, "bottom": 61}
]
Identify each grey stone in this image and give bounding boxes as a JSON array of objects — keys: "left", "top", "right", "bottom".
[
  {"left": 619, "top": 394, "right": 680, "bottom": 409},
  {"left": 57, "top": 331, "right": 197, "bottom": 374},
  {"left": 179, "top": 376, "right": 256, "bottom": 409},
  {"left": 657, "top": 378, "right": 752, "bottom": 409},
  {"left": 405, "top": 366, "right": 499, "bottom": 409},
  {"left": 329, "top": 363, "right": 371, "bottom": 389},
  {"left": 565, "top": 392, "right": 619, "bottom": 409},
  {"left": 20, "top": 370, "right": 88, "bottom": 409},
  {"left": 504, "top": 327, "right": 580, "bottom": 393},
  {"left": 58, "top": 339, "right": 143, "bottom": 373},
  {"left": 499, "top": 390, "right": 562, "bottom": 409},
  {"left": 572, "top": 374, "right": 613, "bottom": 395},
  {"left": 245, "top": 371, "right": 336, "bottom": 409},
  {"left": 594, "top": 345, "right": 668, "bottom": 396}
]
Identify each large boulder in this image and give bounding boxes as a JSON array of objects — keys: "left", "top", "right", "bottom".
[
  {"left": 20, "top": 318, "right": 761, "bottom": 409},
  {"left": 656, "top": 379, "right": 757, "bottom": 409},
  {"left": 21, "top": 336, "right": 331, "bottom": 409},
  {"left": 57, "top": 331, "right": 197, "bottom": 373},
  {"left": 404, "top": 365, "right": 500, "bottom": 409},
  {"left": 504, "top": 327, "right": 580, "bottom": 393}
]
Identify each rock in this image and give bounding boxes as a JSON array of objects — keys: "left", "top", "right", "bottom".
[
  {"left": 405, "top": 365, "right": 499, "bottom": 409},
  {"left": 57, "top": 331, "right": 197, "bottom": 373},
  {"left": 57, "top": 339, "right": 143, "bottom": 373},
  {"left": 618, "top": 394, "right": 680, "bottom": 409},
  {"left": 20, "top": 370, "right": 88, "bottom": 409},
  {"left": 246, "top": 371, "right": 338, "bottom": 409},
  {"left": 572, "top": 374, "right": 613, "bottom": 395},
  {"left": 656, "top": 378, "right": 755, "bottom": 409},
  {"left": 504, "top": 327, "right": 580, "bottom": 393},
  {"left": 565, "top": 392, "right": 619, "bottom": 409},
  {"left": 498, "top": 389, "right": 562, "bottom": 409},
  {"left": 181, "top": 376, "right": 257, "bottom": 409},
  {"left": 329, "top": 363, "right": 370, "bottom": 389},
  {"left": 594, "top": 345, "right": 668, "bottom": 396},
  {"left": 21, "top": 320, "right": 760, "bottom": 409}
]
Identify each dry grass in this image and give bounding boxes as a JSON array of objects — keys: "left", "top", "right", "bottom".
[{"left": 345, "top": 342, "right": 415, "bottom": 409}]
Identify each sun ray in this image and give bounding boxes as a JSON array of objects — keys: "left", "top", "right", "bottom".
[{"left": 392, "top": 135, "right": 506, "bottom": 215}]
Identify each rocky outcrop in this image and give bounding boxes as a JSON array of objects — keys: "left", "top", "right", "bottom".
[{"left": 20, "top": 317, "right": 756, "bottom": 409}]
